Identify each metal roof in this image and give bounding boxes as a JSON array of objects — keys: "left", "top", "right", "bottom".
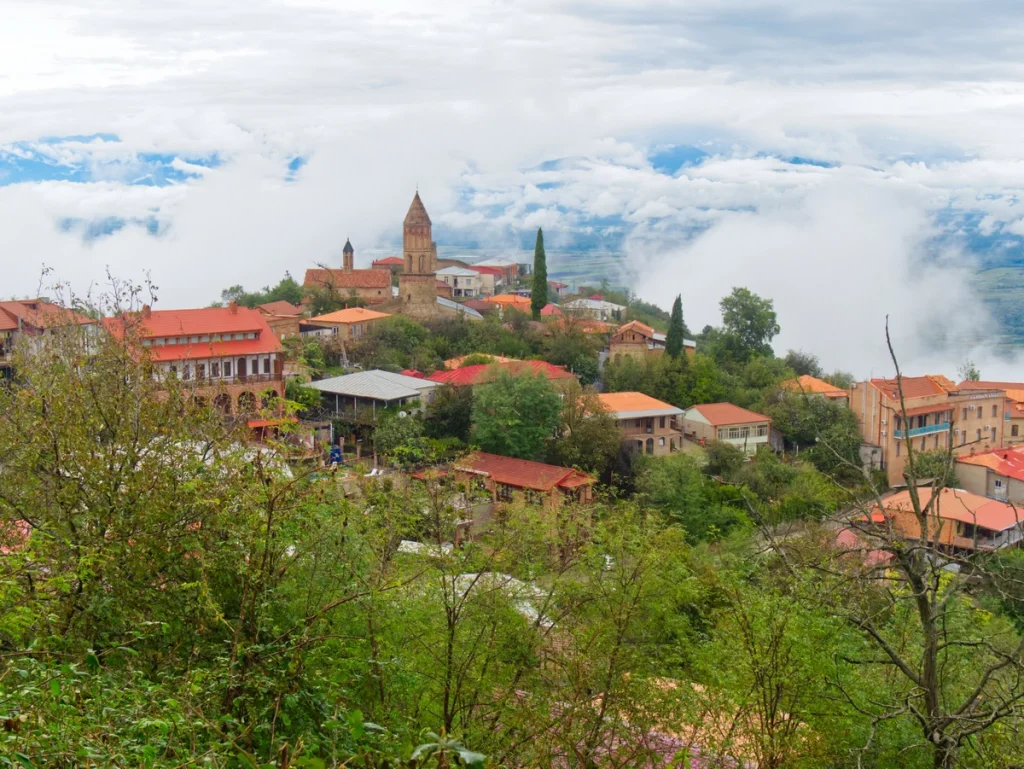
[
  {"left": 437, "top": 296, "right": 483, "bottom": 319},
  {"left": 436, "top": 266, "right": 479, "bottom": 277},
  {"left": 306, "top": 370, "right": 439, "bottom": 401}
]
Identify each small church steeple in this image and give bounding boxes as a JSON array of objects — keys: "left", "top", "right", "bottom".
[
  {"left": 403, "top": 192, "right": 436, "bottom": 274},
  {"left": 343, "top": 238, "right": 354, "bottom": 272}
]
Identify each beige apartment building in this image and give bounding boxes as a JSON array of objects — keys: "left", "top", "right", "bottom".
[{"left": 849, "top": 375, "right": 1009, "bottom": 486}]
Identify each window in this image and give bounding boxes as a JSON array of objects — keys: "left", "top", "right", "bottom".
[
  {"left": 263, "top": 357, "right": 271, "bottom": 375},
  {"left": 756, "top": 424, "right": 768, "bottom": 437},
  {"left": 996, "top": 479, "right": 1004, "bottom": 489},
  {"left": 155, "top": 338, "right": 165, "bottom": 346},
  {"left": 247, "top": 332, "right": 256, "bottom": 340},
  {"left": 718, "top": 428, "right": 726, "bottom": 439},
  {"left": 660, "top": 416, "right": 666, "bottom": 429},
  {"left": 635, "top": 419, "right": 641, "bottom": 429},
  {"left": 234, "top": 333, "right": 244, "bottom": 341},
  {"left": 896, "top": 440, "right": 900, "bottom": 457},
  {"left": 212, "top": 362, "right": 220, "bottom": 377},
  {"left": 961, "top": 431, "right": 966, "bottom": 445},
  {"left": 212, "top": 334, "right": 221, "bottom": 342},
  {"left": 921, "top": 437, "right": 926, "bottom": 451},
  {"left": 224, "top": 361, "right": 232, "bottom": 377},
  {"left": 169, "top": 365, "right": 178, "bottom": 377},
  {"left": 934, "top": 433, "right": 939, "bottom": 449},
  {"left": 977, "top": 429, "right": 982, "bottom": 441},
  {"left": 1014, "top": 425, "right": 1020, "bottom": 437},
  {"left": 142, "top": 339, "right": 151, "bottom": 347},
  {"left": 201, "top": 335, "right": 210, "bottom": 342},
  {"left": 183, "top": 366, "right": 191, "bottom": 380},
  {"left": 728, "top": 427, "right": 741, "bottom": 439},
  {"left": 496, "top": 483, "right": 514, "bottom": 502},
  {"left": 963, "top": 408, "right": 968, "bottom": 420},
  {"left": 190, "top": 336, "right": 199, "bottom": 344},
  {"left": 740, "top": 426, "right": 750, "bottom": 438},
  {"left": 659, "top": 437, "right": 665, "bottom": 446},
  {"left": 197, "top": 363, "right": 206, "bottom": 379},
  {"left": 646, "top": 438, "right": 654, "bottom": 455},
  {"left": 993, "top": 405, "right": 999, "bottom": 417},
  {"left": 167, "top": 337, "right": 177, "bottom": 345}
]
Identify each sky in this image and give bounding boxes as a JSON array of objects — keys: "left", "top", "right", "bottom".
[{"left": 4, "top": 0, "right": 1024, "bottom": 376}]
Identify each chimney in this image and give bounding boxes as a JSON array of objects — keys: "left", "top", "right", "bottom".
[
  {"left": 142, "top": 304, "right": 151, "bottom": 318},
  {"left": 229, "top": 300, "right": 238, "bottom": 314}
]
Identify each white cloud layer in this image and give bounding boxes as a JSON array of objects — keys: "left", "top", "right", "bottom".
[{"left": 4, "top": 0, "right": 1024, "bottom": 376}]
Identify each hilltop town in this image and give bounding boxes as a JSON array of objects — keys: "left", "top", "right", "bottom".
[{"left": 3, "top": 192, "right": 1024, "bottom": 768}]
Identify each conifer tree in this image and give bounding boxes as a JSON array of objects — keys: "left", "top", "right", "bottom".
[
  {"left": 666, "top": 294, "right": 686, "bottom": 357},
  {"left": 531, "top": 228, "right": 548, "bottom": 319}
]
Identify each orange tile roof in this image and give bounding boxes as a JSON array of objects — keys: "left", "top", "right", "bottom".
[
  {"left": 485, "top": 293, "right": 532, "bottom": 307},
  {"left": 597, "top": 391, "right": 681, "bottom": 416},
  {"left": 613, "top": 320, "right": 656, "bottom": 338},
  {"left": 781, "top": 374, "right": 848, "bottom": 398},
  {"left": 427, "top": 360, "right": 575, "bottom": 387},
  {"left": 455, "top": 451, "right": 594, "bottom": 492},
  {"left": 881, "top": 487, "right": 1024, "bottom": 532},
  {"left": 540, "top": 303, "right": 562, "bottom": 317},
  {"left": 687, "top": 402, "right": 771, "bottom": 426},
  {"left": 0, "top": 299, "right": 95, "bottom": 331},
  {"left": 870, "top": 375, "right": 956, "bottom": 400},
  {"left": 308, "top": 307, "right": 391, "bottom": 324},
  {"left": 958, "top": 380, "right": 1024, "bottom": 392},
  {"left": 372, "top": 256, "right": 404, "bottom": 266},
  {"left": 303, "top": 268, "right": 391, "bottom": 290},
  {"left": 257, "top": 300, "right": 302, "bottom": 317}
]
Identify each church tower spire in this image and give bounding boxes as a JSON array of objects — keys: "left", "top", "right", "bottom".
[
  {"left": 403, "top": 192, "right": 436, "bottom": 275},
  {"left": 342, "top": 238, "right": 354, "bottom": 272}
]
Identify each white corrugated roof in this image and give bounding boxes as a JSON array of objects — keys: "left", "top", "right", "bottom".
[
  {"left": 436, "top": 266, "right": 479, "bottom": 277},
  {"left": 437, "top": 296, "right": 483, "bottom": 318},
  {"left": 307, "top": 370, "right": 438, "bottom": 400}
]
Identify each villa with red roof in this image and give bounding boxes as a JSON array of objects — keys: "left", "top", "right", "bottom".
[
  {"left": 427, "top": 360, "right": 576, "bottom": 388},
  {"left": 0, "top": 298, "right": 97, "bottom": 376},
  {"left": 957, "top": 445, "right": 1024, "bottom": 503},
  {"left": 868, "top": 487, "right": 1024, "bottom": 552},
  {"left": 452, "top": 452, "right": 595, "bottom": 509},
  {"left": 597, "top": 392, "right": 685, "bottom": 456},
  {"left": 681, "top": 403, "right": 778, "bottom": 456},
  {"left": 105, "top": 302, "right": 284, "bottom": 416}
]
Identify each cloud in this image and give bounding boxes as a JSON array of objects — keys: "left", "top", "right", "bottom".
[{"left": 3, "top": 0, "right": 1024, "bottom": 376}]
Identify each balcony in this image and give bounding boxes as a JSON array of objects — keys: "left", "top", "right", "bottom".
[{"left": 893, "top": 421, "right": 950, "bottom": 440}]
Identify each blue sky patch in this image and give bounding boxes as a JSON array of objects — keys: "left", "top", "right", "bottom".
[{"left": 650, "top": 145, "right": 710, "bottom": 175}]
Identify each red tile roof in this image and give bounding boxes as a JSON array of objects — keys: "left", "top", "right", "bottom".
[
  {"left": 400, "top": 369, "right": 425, "bottom": 379},
  {"left": 612, "top": 319, "right": 656, "bottom": 339},
  {"left": 687, "top": 402, "right": 771, "bottom": 426},
  {"left": 870, "top": 375, "right": 957, "bottom": 400},
  {"left": 303, "top": 268, "right": 391, "bottom": 290},
  {"left": 0, "top": 299, "right": 95, "bottom": 331},
  {"left": 372, "top": 256, "right": 404, "bottom": 266},
  {"left": 426, "top": 360, "right": 575, "bottom": 387},
  {"left": 548, "top": 281, "right": 569, "bottom": 289},
  {"left": 455, "top": 451, "right": 594, "bottom": 492},
  {"left": 881, "top": 487, "right": 1024, "bottom": 532},
  {"left": 957, "top": 380, "right": 1024, "bottom": 391},
  {"left": 540, "top": 303, "right": 562, "bottom": 317},
  {"left": 469, "top": 265, "right": 504, "bottom": 277},
  {"left": 958, "top": 446, "right": 1024, "bottom": 483},
  {"left": 104, "top": 306, "right": 282, "bottom": 362},
  {"left": 588, "top": 294, "right": 604, "bottom": 300},
  {"left": 258, "top": 300, "right": 302, "bottom": 316}
]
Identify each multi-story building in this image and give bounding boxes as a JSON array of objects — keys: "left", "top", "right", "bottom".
[
  {"left": 681, "top": 402, "right": 778, "bottom": 456},
  {"left": 257, "top": 300, "right": 303, "bottom": 340},
  {"left": 957, "top": 446, "right": 1024, "bottom": 503},
  {"left": 452, "top": 452, "right": 595, "bottom": 509},
  {"left": 105, "top": 302, "right": 284, "bottom": 416},
  {"left": 0, "top": 299, "right": 98, "bottom": 376},
  {"left": 955, "top": 380, "right": 1024, "bottom": 445},
  {"left": 849, "top": 375, "right": 1009, "bottom": 486},
  {"left": 435, "top": 267, "right": 481, "bottom": 298},
  {"left": 597, "top": 391, "right": 685, "bottom": 456}
]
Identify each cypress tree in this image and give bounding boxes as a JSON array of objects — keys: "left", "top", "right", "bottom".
[
  {"left": 531, "top": 228, "right": 548, "bottom": 319},
  {"left": 666, "top": 294, "right": 685, "bottom": 357}
]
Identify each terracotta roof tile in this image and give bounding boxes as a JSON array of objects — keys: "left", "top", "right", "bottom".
[
  {"left": 870, "top": 375, "right": 957, "bottom": 400},
  {"left": 597, "top": 392, "right": 681, "bottom": 416},
  {"left": 687, "top": 402, "right": 771, "bottom": 426},
  {"left": 303, "top": 268, "right": 391, "bottom": 290},
  {"left": 485, "top": 294, "right": 532, "bottom": 307},
  {"left": 455, "top": 451, "right": 594, "bottom": 492},
  {"left": 0, "top": 300, "right": 95, "bottom": 331},
  {"left": 540, "top": 303, "right": 562, "bottom": 317},
  {"left": 372, "top": 256, "right": 404, "bottom": 266},
  {"left": 308, "top": 307, "right": 391, "bottom": 324},
  {"left": 781, "top": 374, "right": 848, "bottom": 397},
  {"left": 881, "top": 487, "right": 1024, "bottom": 532},
  {"left": 958, "top": 446, "right": 1024, "bottom": 482},
  {"left": 427, "top": 360, "right": 575, "bottom": 386},
  {"left": 257, "top": 300, "right": 302, "bottom": 316}
]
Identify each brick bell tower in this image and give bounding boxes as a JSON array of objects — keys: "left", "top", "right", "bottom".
[
  {"left": 398, "top": 192, "right": 440, "bottom": 308},
  {"left": 342, "top": 238, "right": 354, "bottom": 272}
]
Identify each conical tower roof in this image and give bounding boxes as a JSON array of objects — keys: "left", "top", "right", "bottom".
[
  {"left": 404, "top": 192, "right": 431, "bottom": 227},
  {"left": 343, "top": 238, "right": 354, "bottom": 254}
]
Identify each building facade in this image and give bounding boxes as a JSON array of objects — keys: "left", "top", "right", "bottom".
[
  {"left": 0, "top": 299, "right": 98, "bottom": 376},
  {"left": 681, "top": 403, "right": 776, "bottom": 455},
  {"left": 257, "top": 300, "right": 302, "bottom": 340},
  {"left": 105, "top": 303, "right": 284, "bottom": 416},
  {"left": 849, "top": 375, "right": 1010, "bottom": 486},
  {"left": 436, "top": 266, "right": 481, "bottom": 298},
  {"left": 452, "top": 452, "right": 595, "bottom": 509},
  {"left": 597, "top": 391, "right": 685, "bottom": 456},
  {"left": 303, "top": 307, "right": 392, "bottom": 342},
  {"left": 607, "top": 320, "right": 695, "bottom": 363},
  {"left": 303, "top": 238, "right": 392, "bottom": 305}
]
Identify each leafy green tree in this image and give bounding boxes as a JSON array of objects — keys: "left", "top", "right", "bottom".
[
  {"left": 531, "top": 228, "right": 548, "bottom": 318},
  {"left": 685, "top": 353, "right": 732, "bottom": 405},
  {"left": 958, "top": 358, "right": 981, "bottom": 381},
  {"left": 471, "top": 372, "right": 562, "bottom": 460},
  {"left": 424, "top": 384, "right": 474, "bottom": 441},
  {"left": 665, "top": 294, "right": 687, "bottom": 357},
  {"left": 718, "top": 287, "right": 780, "bottom": 363},
  {"left": 547, "top": 380, "right": 622, "bottom": 475},
  {"left": 373, "top": 412, "right": 424, "bottom": 459},
  {"left": 703, "top": 440, "right": 746, "bottom": 479},
  {"left": 219, "top": 273, "right": 304, "bottom": 308},
  {"left": 285, "top": 377, "right": 322, "bottom": 411},
  {"left": 783, "top": 349, "right": 823, "bottom": 378}
]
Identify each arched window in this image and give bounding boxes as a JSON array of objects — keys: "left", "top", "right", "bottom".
[{"left": 646, "top": 438, "right": 654, "bottom": 455}]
